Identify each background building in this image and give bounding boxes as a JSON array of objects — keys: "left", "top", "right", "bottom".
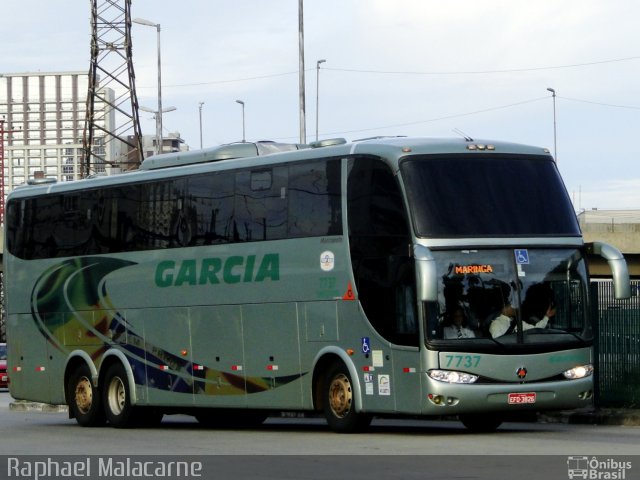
[
  {"left": 138, "top": 132, "right": 186, "bottom": 159},
  {"left": 0, "top": 71, "right": 117, "bottom": 193},
  {"left": 579, "top": 209, "right": 640, "bottom": 278}
]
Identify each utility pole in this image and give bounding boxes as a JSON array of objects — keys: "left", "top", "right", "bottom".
[
  {"left": 546, "top": 87, "right": 558, "bottom": 162},
  {"left": 198, "top": 101, "right": 204, "bottom": 149},
  {"left": 315, "top": 59, "right": 326, "bottom": 141},
  {"left": 298, "top": 0, "right": 306, "bottom": 144}
]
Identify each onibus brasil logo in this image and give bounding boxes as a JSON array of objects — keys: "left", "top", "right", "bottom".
[{"left": 567, "top": 456, "right": 632, "bottom": 479}]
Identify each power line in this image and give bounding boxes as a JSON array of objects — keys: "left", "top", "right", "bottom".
[
  {"left": 560, "top": 96, "right": 640, "bottom": 110},
  {"left": 139, "top": 55, "right": 640, "bottom": 89},
  {"left": 265, "top": 94, "right": 640, "bottom": 141},
  {"left": 140, "top": 71, "right": 298, "bottom": 89},
  {"left": 271, "top": 96, "right": 548, "bottom": 141},
  {"left": 324, "top": 55, "right": 640, "bottom": 75}
]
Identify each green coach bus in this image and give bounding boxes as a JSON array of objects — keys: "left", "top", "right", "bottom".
[{"left": 4, "top": 136, "right": 630, "bottom": 432}]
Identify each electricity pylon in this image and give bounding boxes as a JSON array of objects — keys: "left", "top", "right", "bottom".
[{"left": 82, "top": 0, "right": 144, "bottom": 177}]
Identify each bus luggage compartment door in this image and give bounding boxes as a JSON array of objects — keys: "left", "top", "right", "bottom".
[{"left": 242, "top": 303, "right": 303, "bottom": 409}]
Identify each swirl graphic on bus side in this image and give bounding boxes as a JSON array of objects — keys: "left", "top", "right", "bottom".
[{"left": 30, "top": 256, "right": 304, "bottom": 396}]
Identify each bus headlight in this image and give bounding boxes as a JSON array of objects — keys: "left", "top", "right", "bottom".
[
  {"left": 562, "top": 364, "right": 594, "bottom": 379},
  {"left": 428, "top": 370, "right": 478, "bottom": 384}
]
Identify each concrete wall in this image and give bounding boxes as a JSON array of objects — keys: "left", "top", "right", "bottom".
[
  {"left": 580, "top": 210, "right": 640, "bottom": 278},
  {"left": 581, "top": 224, "right": 640, "bottom": 254}
]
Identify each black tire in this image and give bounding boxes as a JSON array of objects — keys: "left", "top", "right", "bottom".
[
  {"left": 102, "top": 362, "right": 135, "bottom": 428},
  {"left": 459, "top": 413, "right": 503, "bottom": 432},
  {"left": 67, "top": 363, "right": 106, "bottom": 427},
  {"left": 323, "top": 362, "right": 372, "bottom": 433}
]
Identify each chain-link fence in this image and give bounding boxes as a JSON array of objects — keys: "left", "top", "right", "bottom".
[{"left": 594, "top": 280, "right": 640, "bottom": 408}]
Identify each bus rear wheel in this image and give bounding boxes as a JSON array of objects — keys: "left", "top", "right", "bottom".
[
  {"left": 67, "top": 363, "right": 105, "bottom": 427},
  {"left": 323, "top": 362, "right": 371, "bottom": 433},
  {"left": 102, "top": 362, "right": 135, "bottom": 428}
]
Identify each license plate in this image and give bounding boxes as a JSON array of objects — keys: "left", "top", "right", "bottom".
[{"left": 508, "top": 392, "right": 536, "bottom": 404}]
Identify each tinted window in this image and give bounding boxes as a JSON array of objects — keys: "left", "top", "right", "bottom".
[
  {"left": 347, "top": 157, "right": 417, "bottom": 346},
  {"left": 400, "top": 154, "right": 580, "bottom": 237},
  {"left": 426, "top": 248, "right": 591, "bottom": 352},
  {"left": 288, "top": 159, "right": 342, "bottom": 238},
  {"left": 7, "top": 157, "right": 343, "bottom": 260},
  {"left": 137, "top": 179, "right": 190, "bottom": 248},
  {"left": 188, "top": 172, "right": 235, "bottom": 245},
  {"left": 234, "top": 167, "right": 288, "bottom": 241},
  {"left": 348, "top": 156, "right": 408, "bottom": 237}
]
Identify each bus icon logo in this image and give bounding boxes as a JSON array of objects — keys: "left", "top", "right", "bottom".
[{"left": 567, "top": 456, "right": 589, "bottom": 479}]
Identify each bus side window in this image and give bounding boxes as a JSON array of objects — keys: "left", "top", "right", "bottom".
[
  {"left": 288, "top": 159, "right": 342, "bottom": 237},
  {"left": 188, "top": 171, "right": 235, "bottom": 245},
  {"left": 347, "top": 157, "right": 417, "bottom": 346},
  {"left": 234, "top": 166, "right": 288, "bottom": 241}
]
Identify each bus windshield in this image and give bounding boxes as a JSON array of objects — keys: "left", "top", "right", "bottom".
[
  {"left": 400, "top": 154, "right": 580, "bottom": 237},
  {"left": 425, "top": 248, "right": 591, "bottom": 350}
]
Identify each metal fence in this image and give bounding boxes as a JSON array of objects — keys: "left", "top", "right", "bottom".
[{"left": 593, "top": 280, "right": 640, "bottom": 408}]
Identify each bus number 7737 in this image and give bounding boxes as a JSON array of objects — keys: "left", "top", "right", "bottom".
[{"left": 444, "top": 355, "right": 481, "bottom": 369}]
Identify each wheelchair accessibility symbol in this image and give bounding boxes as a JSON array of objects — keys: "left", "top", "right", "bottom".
[
  {"left": 361, "top": 337, "right": 371, "bottom": 354},
  {"left": 514, "top": 249, "right": 530, "bottom": 265}
]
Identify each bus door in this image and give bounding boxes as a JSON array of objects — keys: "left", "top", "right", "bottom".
[
  {"left": 385, "top": 267, "right": 423, "bottom": 415},
  {"left": 346, "top": 155, "right": 421, "bottom": 413},
  {"left": 345, "top": 262, "right": 421, "bottom": 414}
]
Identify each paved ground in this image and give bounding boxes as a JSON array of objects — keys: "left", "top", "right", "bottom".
[
  {"left": 542, "top": 407, "right": 640, "bottom": 426},
  {"left": 8, "top": 398, "right": 640, "bottom": 426}
]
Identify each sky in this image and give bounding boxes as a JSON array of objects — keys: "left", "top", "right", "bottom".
[{"left": 3, "top": 0, "right": 639, "bottom": 211}]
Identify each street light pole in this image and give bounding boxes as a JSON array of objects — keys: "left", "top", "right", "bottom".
[
  {"left": 133, "top": 17, "right": 163, "bottom": 155},
  {"left": 139, "top": 106, "right": 176, "bottom": 155},
  {"left": 198, "top": 101, "right": 204, "bottom": 149},
  {"left": 547, "top": 87, "right": 557, "bottom": 161},
  {"left": 298, "top": 0, "right": 306, "bottom": 144},
  {"left": 235, "top": 100, "right": 245, "bottom": 142},
  {"left": 315, "top": 59, "right": 326, "bottom": 142}
]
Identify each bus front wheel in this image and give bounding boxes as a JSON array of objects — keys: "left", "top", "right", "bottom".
[
  {"left": 323, "top": 362, "right": 371, "bottom": 433},
  {"left": 102, "top": 362, "right": 135, "bottom": 428},
  {"left": 67, "top": 363, "right": 105, "bottom": 427}
]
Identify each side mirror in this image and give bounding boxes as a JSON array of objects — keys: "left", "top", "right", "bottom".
[
  {"left": 413, "top": 244, "right": 438, "bottom": 302},
  {"left": 586, "top": 241, "right": 631, "bottom": 299}
]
